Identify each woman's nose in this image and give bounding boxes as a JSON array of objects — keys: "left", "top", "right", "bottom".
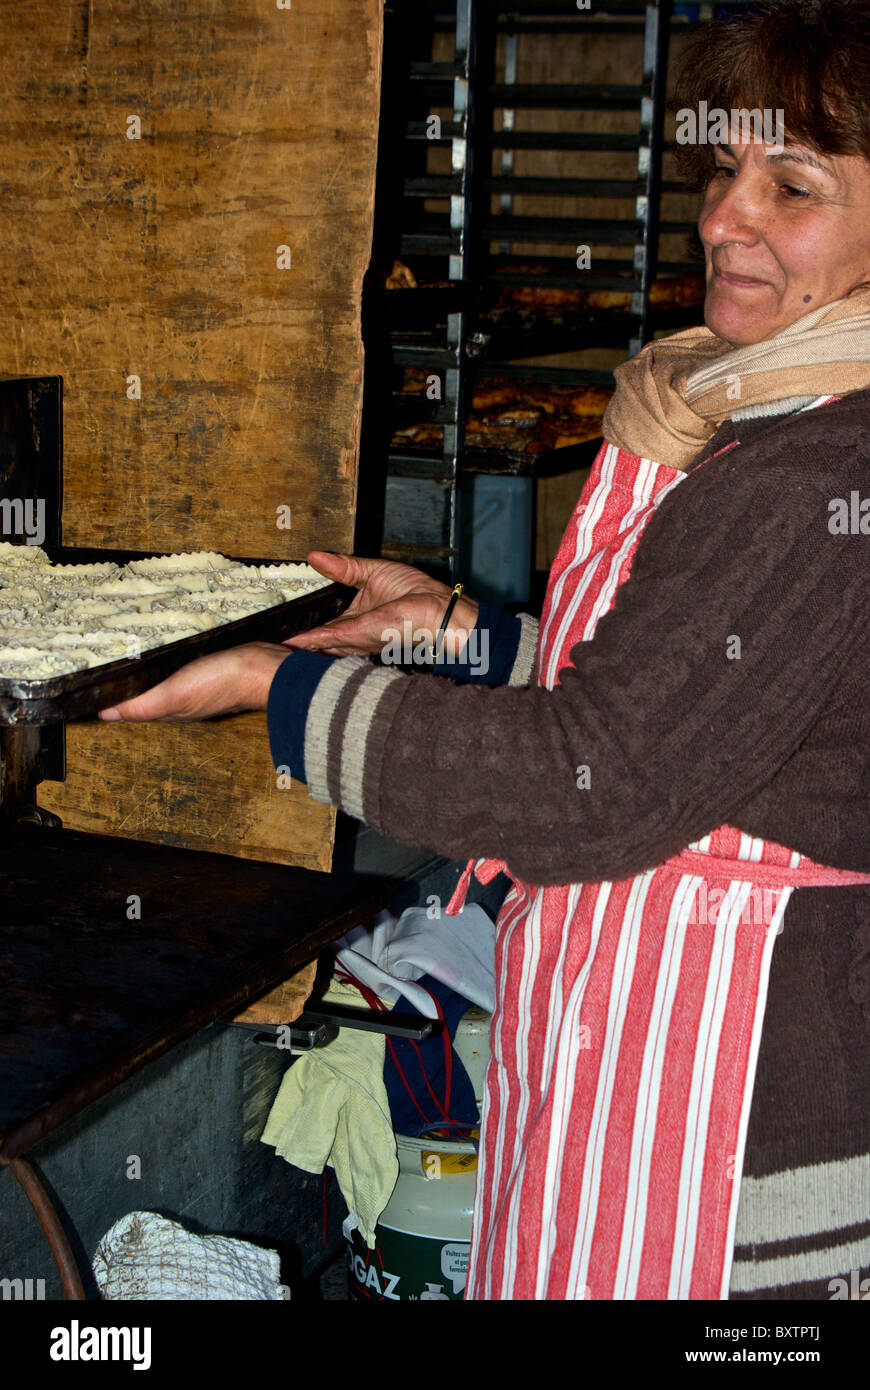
[{"left": 700, "top": 173, "right": 761, "bottom": 247}]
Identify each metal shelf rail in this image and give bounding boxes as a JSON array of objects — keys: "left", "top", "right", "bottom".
[
  {"left": 475, "top": 0, "right": 676, "bottom": 370},
  {"left": 373, "top": 0, "right": 480, "bottom": 580},
  {"left": 369, "top": 0, "right": 679, "bottom": 594},
  {"left": 369, "top": 2, "right": 754, "bottom": 587}
]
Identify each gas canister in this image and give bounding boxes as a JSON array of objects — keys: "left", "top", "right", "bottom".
[{"left": 346, "top": 1007, "right": 490, "bottom": 1301}]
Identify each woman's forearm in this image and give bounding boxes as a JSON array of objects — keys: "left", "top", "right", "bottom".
[{"left": 269, "top": 430, "right": 868, "bottom": 887}]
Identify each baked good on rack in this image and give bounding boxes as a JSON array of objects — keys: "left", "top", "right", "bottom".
[
  {"left": 385, "top": 259, "right": 418, "bottom": 290},
  {"left": 392, "top": 423, "right": 444, "bottom": 447},
  {"left": 648, "top": 273, "right": 706, "bottom": 307},
  {"left": 566, "top": 385, "right": 615, "bottom": 418},
  {"left": 471, "top": 382, "right": 519, "bottom": 412},
  {"left": 493, "top": 271, "right": 705, "bottom": 315}
]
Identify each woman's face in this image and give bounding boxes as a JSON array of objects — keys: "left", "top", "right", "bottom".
[{"left": 698, "top": 137, "right": 870, "bottom": 345}]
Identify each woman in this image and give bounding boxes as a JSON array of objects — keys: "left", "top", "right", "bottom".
[{"left": 102, "top": 0, "right": 870, "bottom": 1300}]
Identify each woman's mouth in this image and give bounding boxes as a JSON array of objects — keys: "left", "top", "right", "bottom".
[{"left": 712, "top": 268, "right": 770, "bottom": 288}]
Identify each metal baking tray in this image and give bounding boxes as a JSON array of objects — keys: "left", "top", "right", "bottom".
[{"left": 0, "top": 550, "right": 353, "bottom": 726}]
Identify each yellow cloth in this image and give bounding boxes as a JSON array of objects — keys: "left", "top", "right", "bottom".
[
  {"left": 602, "top": 287, "right": 870, "bottom": 470},
  {"left": 259, "top": 981, "right": 398, "bottom": 1248}
]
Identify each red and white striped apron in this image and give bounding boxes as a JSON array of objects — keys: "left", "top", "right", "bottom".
[{"left": 446, "top": 419, "right": 870, "bottom": 1301}]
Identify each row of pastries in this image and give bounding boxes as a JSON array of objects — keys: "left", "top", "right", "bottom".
[{"left": 0, "top": 543, "right": 328, "bottom": 679}]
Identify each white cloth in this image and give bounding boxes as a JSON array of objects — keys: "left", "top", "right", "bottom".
[
  {"left": 335, "top": 903, "right": 495, "bottom": 1019},
  {"left": 92, "top": 1211, "right": 283, "bottom": 1301}
]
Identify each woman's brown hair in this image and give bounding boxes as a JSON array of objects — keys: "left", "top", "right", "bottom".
[{"left": 673, "top": 0, "right": 870, "bottom": 188}]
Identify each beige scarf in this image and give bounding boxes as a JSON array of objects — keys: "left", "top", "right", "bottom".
[{"left": 602, "top": 287, "right": 870, "bottom": 469}]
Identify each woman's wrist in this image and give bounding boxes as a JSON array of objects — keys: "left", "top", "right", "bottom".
[
  {"left": 429, "top": 589, "right": 479, "bottom": 659},
  {"left": 241, "top": 643, "right": 296, "bottom": 710},
  {"left": 448, "top": 596, "right": 480, "bottom": 655}
]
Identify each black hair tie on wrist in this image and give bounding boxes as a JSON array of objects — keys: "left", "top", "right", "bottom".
[{"left": 431, "top": 582, "right": 464, "bottom": 663}]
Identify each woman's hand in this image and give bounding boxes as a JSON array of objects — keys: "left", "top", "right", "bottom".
[
  {"left": 95, "top": 552, "right": 482, "bottom": 722},
  {"left": 98, "top": 642, "right": 290, "bottom": 722},
  {"left": 284, "top": 550, "right": 479, "bottom": 658}
]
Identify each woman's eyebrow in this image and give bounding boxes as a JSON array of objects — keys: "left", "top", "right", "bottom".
[
  {"left": 715, "top": 141, "right": 835, "bottom": 178},
  {"left": 764, "top": 148, "right": 836, "bottom": 177}
]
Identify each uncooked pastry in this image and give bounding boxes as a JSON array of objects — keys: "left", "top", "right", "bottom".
[{"left": 0, "top": 550, "right": 330, "bottom": 679}]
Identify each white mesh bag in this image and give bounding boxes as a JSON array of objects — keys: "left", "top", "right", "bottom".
[{"left": 92, "top": 1211, "right": 283, "bottom": 1301}]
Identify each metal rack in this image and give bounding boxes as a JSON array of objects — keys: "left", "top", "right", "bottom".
[
  {"left": 360, "top": 0, "right": 479, "bottom": 583},
  {"left": 362, "top": 0, "right": 726, "bottom": 594},
  {"left": 474, "top": 0, "right": 681, "bottom": 378}
]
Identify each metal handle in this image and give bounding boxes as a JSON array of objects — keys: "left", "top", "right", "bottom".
[
  {"left": 235, "top": 1003, "right": 439, "bottom": 1051},
  {"left": 301, "top": 1003, "right": 438, "bottom": 1041}
]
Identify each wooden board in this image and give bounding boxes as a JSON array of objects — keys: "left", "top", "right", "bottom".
[
  {"left": 0, "top": 0, "right": 383, "bottom": 864},
  {"left": 0, "top": 0, "right": 381, "bottom": 557},
  {"left": 44, "top": 717, "right": 337, "bottom": 872}
]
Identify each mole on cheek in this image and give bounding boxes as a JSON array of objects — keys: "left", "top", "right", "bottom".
[{"left": 803, "top": 294, "right": 813, "bottom": 302}]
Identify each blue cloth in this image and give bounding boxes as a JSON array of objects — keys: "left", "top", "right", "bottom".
[
  {"left": 266, "top": 600, "right": 522, "bottom": 785},
  {"left": 382, "top": 974, "right": 480, "bottom": 1140},
  {"left": 431, "top": 598, "right": 522, "bottom": 685},
  {"left": 267, "top": 649, "right": 334, "bottom": 785}
]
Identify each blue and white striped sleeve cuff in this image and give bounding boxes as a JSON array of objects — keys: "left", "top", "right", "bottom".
[{"left": 266, "top": 602, "right": 539, "bottom": 788}]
